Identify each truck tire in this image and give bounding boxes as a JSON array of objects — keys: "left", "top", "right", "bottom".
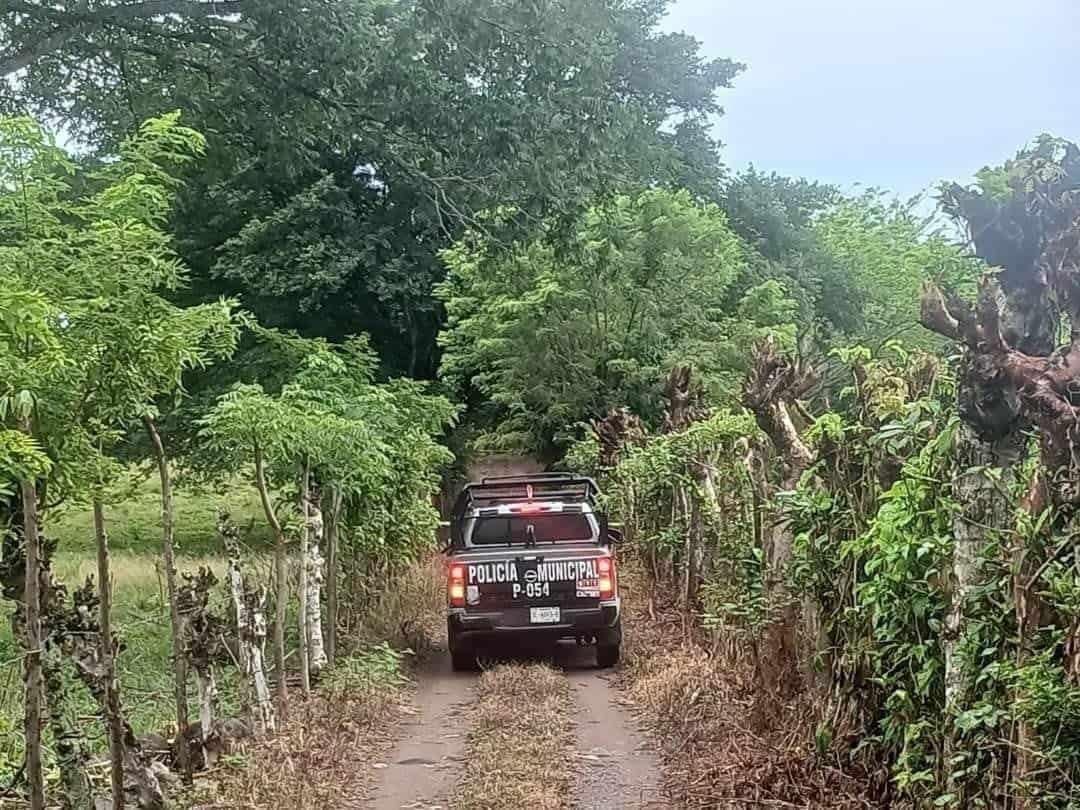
[
  {"left": 451, "top": 646, "right": 477, "bottom": 672},
  {"left": 596, "top": 620, "right": 622, "bottom": 668},
  {"left": 596, "top": 643, "right": 620, "bottom": 668},
  {"left": 448, "top": 620, "right": 476, "bottom": 672}
]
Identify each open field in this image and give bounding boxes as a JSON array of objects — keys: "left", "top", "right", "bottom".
[
  {"left": 47, "top": 471, "right": 274, "bottom": 558},
  {"left": 0, "top": 475, "right": 273, "bottom": 782}
]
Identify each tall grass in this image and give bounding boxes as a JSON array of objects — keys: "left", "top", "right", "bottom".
[{"left": 0, "top": 475, "right": 271, "bottom": 782}]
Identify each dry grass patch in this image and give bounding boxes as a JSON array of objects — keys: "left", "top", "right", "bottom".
[
  {"left": 451, "top": 663, "right": 575, "bottom": 810},
  {"left": 54, "top": 552, "right": 234, "bottom": 590},
  {"left": 348, "top": 554, "right": 447, "bottom": 659},
  {"left": 619, "top": 564, "right": 877, "bottom": 809},
  {"left": 188, "top": 683, "right": 405, "bottom": 809}
]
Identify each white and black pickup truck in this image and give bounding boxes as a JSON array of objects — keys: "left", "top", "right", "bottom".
[{"left": 445, "top": 474, "right": 622, "bottom": 671}]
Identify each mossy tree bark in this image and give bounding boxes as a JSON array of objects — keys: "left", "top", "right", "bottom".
[
  {"left": 742, "top": 338, "right": 816, "bottom": 699},
  {"left": 220, "top": 512, "right": 277, "bottom": 735}
]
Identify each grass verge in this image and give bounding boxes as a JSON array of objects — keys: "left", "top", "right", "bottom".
[
  {"left": 618, "top": 561, "right": 877, "bottom": 809},
  {"left": 451, "top": 663, "right": 575, "bottom": 810}
]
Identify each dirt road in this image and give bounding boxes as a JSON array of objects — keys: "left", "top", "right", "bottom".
[
  {"left": 563, "top": 653, "right": 664, "bottom": 809},
  {"left": 368, "top": 642, "right": 662, "bottom": 810},
  {"left": 368, "top": 653, "right": 472, "bottom": 810}
]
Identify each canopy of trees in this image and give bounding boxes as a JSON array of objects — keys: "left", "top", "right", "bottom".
[
  {"left": 1, "top": 0, "right": 740, "bottom": 379},
  {"left": 437, "top": 189, "right": 794, "bottom": 455}
]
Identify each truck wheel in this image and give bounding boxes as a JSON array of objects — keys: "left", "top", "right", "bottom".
[
  {"left": 451, "top": 646, "right": 477, "bottom": 672},
  {"left": 596, "top": 643, "right": 620, "bottom": 668},
  {"left": 448, "top": 620, "right": 476, "bottom": 672}
]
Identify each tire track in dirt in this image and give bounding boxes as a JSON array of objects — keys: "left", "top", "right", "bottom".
[
  {"left": 370, "top": 644, "right": 663, "bottom": 810},
  {"left": 556, "top": 645, "right": 664, "bottom": 810},
  {"left": 369, "top": 651, "right": 474, "bottom": 810}
]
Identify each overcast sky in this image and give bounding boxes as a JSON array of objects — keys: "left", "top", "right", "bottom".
[{"left": 663, "top": 0, "right": 1080, "bottom": 198}]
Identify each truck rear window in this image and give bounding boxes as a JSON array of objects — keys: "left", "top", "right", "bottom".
[{"left": 469, "top": 514, "right": 593, "bottom": 545}]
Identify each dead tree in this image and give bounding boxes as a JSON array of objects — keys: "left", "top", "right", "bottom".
[
  {"left": 62, "top": 581, "right": 165, "bottom": 809},
  {"left": 220, "top": 511, "right": 276, "bottom": 735},
  {"left": 590, "top": 408, "right": 647, "bottom": 562},
  {"left": 662, "top": 365, "right": 716, "bottom": 604},
  {"left": 923, "top": 136, "right": 1080, "bottom": 802},
  {"left": 742, "top": 337, "right": 817, "bottom": 699},
  {"left": 591, "top": 407, "right": 646, "bottom": 469}
]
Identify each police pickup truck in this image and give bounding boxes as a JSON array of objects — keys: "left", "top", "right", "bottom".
[{"left": 445, "top": 473, "right": 621, "bottom": 671}]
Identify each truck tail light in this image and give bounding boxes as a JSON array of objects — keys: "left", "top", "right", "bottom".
[
  {"left": 598, "top": 556, "right": 615, "bottom": 600},
  {"left": 449, "top": 564, "right": 466, "bottom": 607}
]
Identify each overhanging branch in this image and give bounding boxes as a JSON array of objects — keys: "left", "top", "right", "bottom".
[{"left": 0, "top": 0, "right": 251, "bottom": 76}]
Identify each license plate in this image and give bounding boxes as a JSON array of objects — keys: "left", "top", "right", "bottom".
[{"left": 529, "top": 606, "right": 561, "bottom": 624}]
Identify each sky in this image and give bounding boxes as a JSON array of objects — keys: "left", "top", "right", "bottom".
[{"left": 662, "top": 0, "right": 1080, "bottom": 198}]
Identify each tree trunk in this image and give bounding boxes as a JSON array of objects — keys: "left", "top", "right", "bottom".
[
  {"left": 682, "top": 489, "right": 697, "bottom": 606},
  {"left": 194, "top": 665, "right": 219, "bottom": 768},
  {"left": 297, "top": 463, "right": 312, "bottom": 695},
  {"left": 920, "top": 275, "right": 1062, "bottom": 804},
  {"left": 93, "top": 499, "right": 126, "bottom": 808},
  {"left": 63, "top": 580, "right": 164, "bottom": 809},
  {"left": 687, "top": 458, "right": 719, "bottom": 604},
  {"left": 325, "top": 487, "right": 343, "bottom": 666},
  {"left": 39, "top": 639, "right": 93, "bottom": 810},
  {"left": 742, "top": 340, "right": 816, "bottom": 699},
  {"left": 143, "top": 416, "right": 191, "bottom": 785},
  {"left": 944, "top": 427, "right": 1025, "bottom": 709},
  {"left": 253, "top": 445, "right": 289, "bottom": 717},
  {"left": 178, "top": 567, "right": 222, "bottom": 770},
  {"left": 304, "top": 486, "right": 327, "bottom": 677},
  {"left": 19, "top": 433, "right": 45, "bottom": 810},
  {"left": 222, "top": 515, "right": 276, "bottom": 734},
  {"left": 41, "top": 600, "right": 94, "bottom": 810}
]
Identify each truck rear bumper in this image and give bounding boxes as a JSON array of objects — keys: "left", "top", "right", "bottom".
[{"left": 449, "top": 600, "right": 620, "bottom": 644}]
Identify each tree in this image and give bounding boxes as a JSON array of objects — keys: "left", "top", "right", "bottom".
[
  {"left": 1, "top": 0, "right": 742, "bottom": 380},
  {"left": 0, "top": 112, "right": 237, "bottom": 807},
  {"left": 742, "top": 338, "right": 816, "bottom": 699},
  {"left": 437, "top": 188, "right": 794, "bottom": 456},
  {"left": 811, "top": 193, "right": 981, "bottom": 350},
  {"left": 722, "top": 167, "right": 840, "bottom": 269},
  {"left": 198, "top": 332, "right": 455, "bottom": 703},
  {"left": 0, "top": 288, "right": 64, "bottom": 810},
  {"left": 921, "top": 135, "right": 1080, "bottom": 802}
]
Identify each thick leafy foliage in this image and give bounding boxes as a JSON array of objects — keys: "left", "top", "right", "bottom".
[
  {"left": 199, "top": 332, "right": 456, "bottom": 569},
  {"left": 438, "top": 189, "right": 796, "bottom": 455},
  {"left": 0, "top": 113, "right": 238, "bottom": 503},
  {"left": 1, "top": 0, "right": 741, "bottom": 378}
]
